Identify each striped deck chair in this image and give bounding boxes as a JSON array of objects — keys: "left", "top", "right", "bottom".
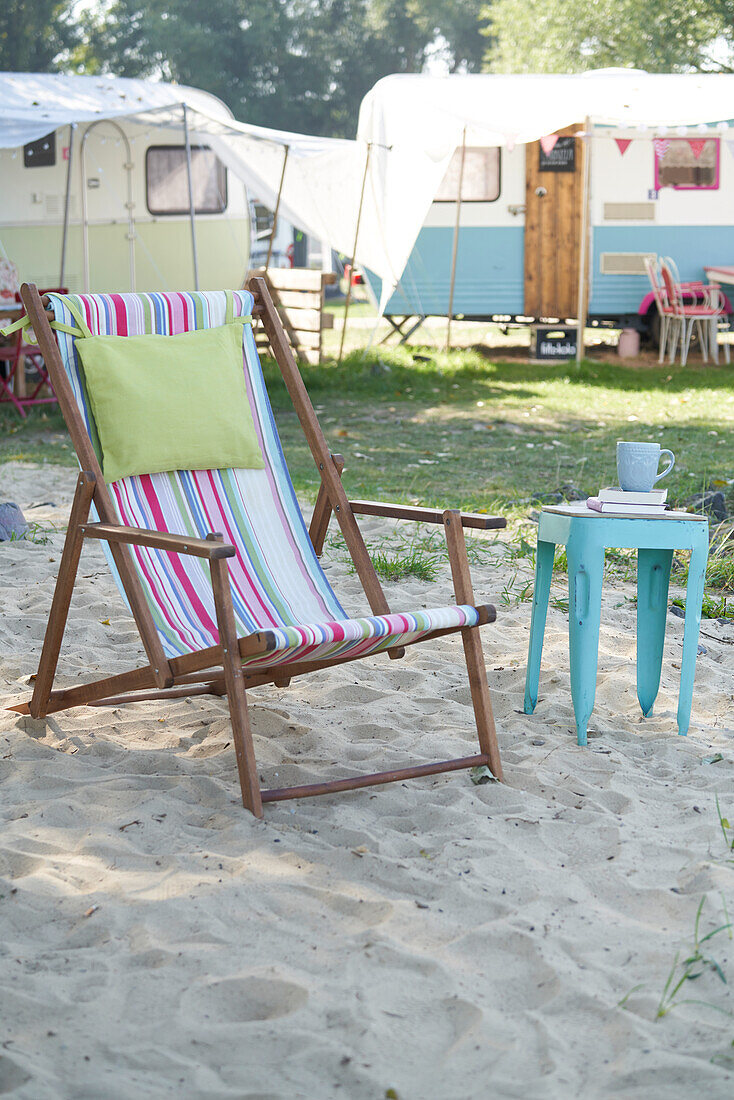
[{"left": 11, "top": 279, "right": 506, "bottom": 816}]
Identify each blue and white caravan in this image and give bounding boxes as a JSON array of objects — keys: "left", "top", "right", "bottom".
[{"left": 357, "top": 72, "right": 734, "bottom": 342}]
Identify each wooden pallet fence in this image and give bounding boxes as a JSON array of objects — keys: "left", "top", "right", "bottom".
[{"left": 249, "top": 267, "right": 336, "bottom": 364}]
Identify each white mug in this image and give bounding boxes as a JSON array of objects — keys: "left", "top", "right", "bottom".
[{"left": 616, "top": 441, "right": 675, "bottom": 492}]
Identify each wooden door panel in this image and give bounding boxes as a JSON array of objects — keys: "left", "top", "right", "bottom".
[{"left": 524, "top": 126, "right": 583, "bottom": 318}]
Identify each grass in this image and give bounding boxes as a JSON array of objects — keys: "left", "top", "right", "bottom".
[
  {"left": 370, "top": 544, "right": 440, "bottom": 582},
  {"left": 655, "top": 896, "right": 733, "bottom": 1022},
  {"left": 672, "top": 594, "right": 733, "bottom": 620},
  {"left": 715, "top": 796, "right": 734, "bottom": 862},
  {"left": 2, "top": 343, "right": 733, "bottom": 589}
]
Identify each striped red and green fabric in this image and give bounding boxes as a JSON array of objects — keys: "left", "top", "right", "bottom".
[{"left": 49, "top": 290, "right": 480, "bottom": 663}]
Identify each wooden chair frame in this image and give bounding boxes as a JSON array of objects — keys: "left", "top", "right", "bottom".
[{"left": 9, "top": 278, "right": 506, "bottom": 817}]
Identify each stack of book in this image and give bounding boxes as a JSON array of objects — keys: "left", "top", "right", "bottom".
[{"left": 586, "top": 487, "right": 669, "bottom": 517}]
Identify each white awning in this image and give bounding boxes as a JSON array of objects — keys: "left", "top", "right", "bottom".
[{"left": 0, "top": 72, "right": 369, "bottom": 277}]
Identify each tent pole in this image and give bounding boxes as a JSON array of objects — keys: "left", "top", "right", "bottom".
[
  {"left": 182, "top": 104, "right": 200, "bottom": 291},
  {"left": 59, "top": 122, "right": 76, "bottom": 287},
  {"left": 576, "top": 117, "right": 592, "bottom": 362},
  {"left": 265, "top": 144, "right": 289, "bottom": 272},
  {"left": 337, "top": 141, "right": 371, "bottom": 366},
  {"left": 446, "top": 127, "right": 467, "bottom": 352},
  {"left": 80, "top": 126, "right": 91, "bottom": 292}
]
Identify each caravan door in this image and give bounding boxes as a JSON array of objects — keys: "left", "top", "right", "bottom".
[{"left": 524, "top": 126, "right": 584, "bottom": 318}]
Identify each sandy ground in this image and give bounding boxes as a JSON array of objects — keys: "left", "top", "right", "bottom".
[{"left": 0, "top": 461, "right": 733, "bottom": 1100}]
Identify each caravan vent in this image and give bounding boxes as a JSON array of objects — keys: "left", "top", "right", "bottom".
[
  {"left": 603, "top": 202, "right": 656, "bottom": 221},
  {"left": 45, "top": 194, "right": 77, "bottom": 219},
  {"left": 600, "top": 252, "right": 654, "bottom": 276}
]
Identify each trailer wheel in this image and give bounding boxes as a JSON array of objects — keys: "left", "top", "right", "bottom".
[{"left": 644, "top": 308, "right": 660, "bottom": 349}]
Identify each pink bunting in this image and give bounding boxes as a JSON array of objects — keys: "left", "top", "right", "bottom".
[
  {"left": 688, "top": 138, "right": 707, "bottom": 160},
  {"left": 615, "top": 138, "right": 632, "bottom": 156},
  {"left": 653, "top": 138, "right": 670, "bottom": 159},
  {"left": 540, "top": 134, "right": 559, "bottom": 155}
]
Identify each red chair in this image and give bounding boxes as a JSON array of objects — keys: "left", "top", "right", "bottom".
[
  {"left": 660, "top": 258, "right": 724, "bottom": 366},
  {"left": 0, "top": 263, "right": 65, "bottom": 416}
]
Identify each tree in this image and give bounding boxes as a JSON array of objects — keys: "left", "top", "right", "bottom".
[
  {"left": 78, "top": 0, "right": 489, "bottom": 137},
  {"left": 482, "top": 0, "right": 733, "bottom": 74},
  {"left": 0, "top": 0, "right": 78, "bottom": 71}
]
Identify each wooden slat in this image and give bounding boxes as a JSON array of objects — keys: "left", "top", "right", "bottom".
[
  {"left": 30, "top": 471, "right": 96, "bottom": 718},
  {"left": 81, "top": 522, "right": 237, "bottom": 559},
  {"left": 289, "top": 329, "right": 321, "bottom": 350},
  {"left": 9, "top": 664, "right": 158, "bottom": 716},
  {"left": 443, "top": 510, "right": 503, "bottom": 780},
  {"left": 209, "top": 538, "right": 263, "bottom": 817},
  {"left": 350, "top": 499, "right": 506, "bottom": 530},
  {"left": 278, "top": 308, "right": 324, "bottom": 332},
  {"left": 309, "top": 453, "right": 345, "bottom": 555},
  {"left": 87, "top": 681, "right": 227, "bottom": 707},
  {"left": 259, "top": 267, "right": 324, "bottom": 292},
  {"left": 273, "top": 289, "right": 322, "bottom": 310},
  {"left": 261, "top": 754, "right": 489, "bottom": 803}
]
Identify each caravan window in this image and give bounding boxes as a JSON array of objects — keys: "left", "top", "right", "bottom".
[
  {"left": 24, "top": 131, "right": 56, "bottom": 168},
  {"left": 435, "top": 147, "right": 501, "bottom": 202},
  {"left": 146, "top": 145, "right": 228, "bottom": 215},
  {"left": 654, "top": 137, "right": 719, "bottom": 191}
]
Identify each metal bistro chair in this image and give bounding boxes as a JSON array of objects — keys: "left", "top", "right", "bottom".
[
  {"left": 660, "top": 256, "right": 729, "bottom": 366},
  {"left": 644, "top": 255, "right": 679, "bottom": 363}
]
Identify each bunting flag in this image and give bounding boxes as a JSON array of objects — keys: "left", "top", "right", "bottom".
[
  {"left": 614, "top": 138, "right": 632, "bottom": 156},
  {"left": 688, "top": 137, "right": 707, "bottom": 160},
  {"left": 653, "top": 138, "right": 670, "bottom": 159},
  {"left": 540, "top": 134, "right": 559, "bottom": 155},
  {"left": 727, "top": 140, "right": 734, "bottom": 159}
]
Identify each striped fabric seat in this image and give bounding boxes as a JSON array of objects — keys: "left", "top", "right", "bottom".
[{"left": 50, "top": 290, "right": 478, "bottom": 665}]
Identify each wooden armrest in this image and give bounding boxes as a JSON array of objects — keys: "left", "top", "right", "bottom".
[
  {"left": 349, "top": 499, "right": 506, "bottom": 530},
  {"left": 80, "top": 523, "right": 237, "bottom": 559}
]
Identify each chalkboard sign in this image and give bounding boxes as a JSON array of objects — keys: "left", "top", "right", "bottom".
[
  {"left": 532, "top": 326, "right": 577, "bottom": 360},
  {"left": 539, "top": 136, "right": 575, "bottom": 173}
]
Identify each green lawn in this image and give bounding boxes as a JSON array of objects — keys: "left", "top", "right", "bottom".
[
  {"left": 263, "top": 347, "right": 733, "bottom": 511},
  {"left": 2, "top": 345, "right": 732, "bottom": 591}
]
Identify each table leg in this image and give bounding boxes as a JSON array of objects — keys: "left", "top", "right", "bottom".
[
  {"left": 677, "top": 534, "right": 708, "bottom": 736},
  {"left": 524, "top": 539, "right": 555, "bottom": 714},
  {"left": 710, "top": 317, "right": 719, "bottom": 365},
  {"left": 567, "top": 541, "right": 604, "bottom": 746},
  {"left": 636, "top": 548, "right": 673, "bottom": 717}
]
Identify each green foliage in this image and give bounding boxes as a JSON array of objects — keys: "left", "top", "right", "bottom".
[
  {"left": 482, "top": 0, "right": 733, "bottom": 74},
  {"left": 76, "top": 0, "right": 488, "bottom": 137},
  {"left": 0, "top": 0, "right": 79, "bottom": 71}
]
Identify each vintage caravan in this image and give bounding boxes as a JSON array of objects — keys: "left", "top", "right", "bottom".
[
  {"left": 357, "top": 73, "right": 734, "bottom": 340},
  {"left": 0, "top": 73, "right": 253, "bottom": 293}
]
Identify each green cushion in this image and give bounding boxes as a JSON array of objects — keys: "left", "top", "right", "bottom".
[{"left": 76, "top": 323, "right": 265, "bottom": 483}]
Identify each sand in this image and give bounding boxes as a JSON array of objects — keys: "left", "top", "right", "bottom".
[{"left": 0, "top": 460, "right": 732, "bottom": 1100}]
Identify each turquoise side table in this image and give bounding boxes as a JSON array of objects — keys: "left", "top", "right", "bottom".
[{"left": 523, "top": 503, "right": 709, "bottom": 745}]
